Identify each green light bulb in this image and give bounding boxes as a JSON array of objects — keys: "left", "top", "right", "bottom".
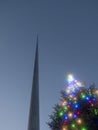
[
  {"left": 81, "top": 93, "right": 86, "bottom": 99},
  {"left": 71, "top": 123, "right": 76, "bottom": 128},
  {"left": 63, "top": 106, "right": 68, "bottom": 111},
  {"left": 94, "top": 109, "right": 98, "bottom": 115},
  {"left": 59, "top": 111, "right": 63, "bottom": 117},
  {"left": 81, "top": 127, "right": 87, "bottom": 130}
]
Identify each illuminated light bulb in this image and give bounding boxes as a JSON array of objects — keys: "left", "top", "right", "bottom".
[
  {"left": 67, "top": 104, "right": 71, "bottom": 108},
  {"left": 62, "top": 100, "right": 67, "bottom": 106},
  {"left": 76, "top": 110, "right": 81, "bottom": 115},
  {"left": 66, "top": 88, "right": 71, "bottom": 94},
  {"left": 63, "top": 120, "right": 68, "bottom": 125},
  {"left": 68, "top": 112, "right": 73, "bottom": 118},
  {"left": 63, "top": 106, "right": 68, "bottom": 111},
  {"left": 74, "top": 80, "right": 78, "bottom": 83},
  {"left": 76, "top": 81, "right": 82, "bottom": 87},
  {"left": 69, "top": 94, "right": 73, "bottom": 98},
  {"left": 81, "top": 93, "right": 86, "bottom": 99},
  {"left": 95, "top": 90, "right": 98, "bottom": 95},
  {"left": 81, "top": 127, "right": 87, "bottom": 130},
  {"left": 76, "top": 118, "right": 82, "bottom": 124},
  {"left": 71, "top": 123, "right": 76, "bottom": 128},
  {"left": 64, "top": 114, "right": 68, "bottom": 120},
  {"left": 64, "top": 116, "right": 68, "bottom": 120},
  {"left": 73, "top": 97, "right": 77, "bottom": 101},
  {"left": 59, "top": 111, "right": 63, "bottom": 117},
  {"left": 92, "top": 97, "right": 96, "bottom": 101},
  {"left": 73, "top": 114, "right": 77, "bottom": 119},
  {"left": 91, "top": 103, "right": 94, "bottom": 107},
  {"left": 85, "top": 96, "right": 90, "bottom": 100},
  {"left": 74, "top": 103, "right": 79, "bottom": 109},
  {"left": 69, "top": 94, "right": 73, "bottom": 100},
  {"left": 62, "top": 126, "right": 68, "bottom": 130},
  {"left": 94, "top": 109, "right": 98, "bottom": 115},
  {"left": 67, "top": 74, "right": 74, "bottom": 83}
]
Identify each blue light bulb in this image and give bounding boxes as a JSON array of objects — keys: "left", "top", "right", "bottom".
[
  {"left": 73, "top": 114, "right": 77, "bottom": 119},
  {"left": 74, "top": 103, "right": 79, "bottom": 109}
]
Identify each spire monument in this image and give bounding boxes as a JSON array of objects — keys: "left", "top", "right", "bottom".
[{"left": 28, "top": 37, "right": 40, "bottom": 130}]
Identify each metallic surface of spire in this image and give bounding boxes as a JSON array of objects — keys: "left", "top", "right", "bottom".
[{"left": 28, "top": 37, "right": 39, "bottom": 130}]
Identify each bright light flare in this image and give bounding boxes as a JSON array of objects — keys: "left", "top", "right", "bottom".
[{"left": 67, "top": 74, "right": 74, "bottom": 83}]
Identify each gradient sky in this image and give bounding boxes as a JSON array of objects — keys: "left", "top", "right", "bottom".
[{"left": 0, "top": 0, "right": 98, "bottom": 130}]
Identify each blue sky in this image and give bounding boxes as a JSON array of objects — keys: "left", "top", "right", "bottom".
[{"left": 0, "top": 0, "right": 98, "bottom": 130}]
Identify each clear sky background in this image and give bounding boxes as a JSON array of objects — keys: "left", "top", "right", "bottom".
[{"left": 0, "top": 0, "right": 98, "bottom": 130}]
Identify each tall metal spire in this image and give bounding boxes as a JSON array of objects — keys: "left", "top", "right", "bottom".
[{"left": 28, "top": 36, "right": 40, "bottom": 130}]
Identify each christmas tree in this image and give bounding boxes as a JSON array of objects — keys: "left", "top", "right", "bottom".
[{"left": 48, "top": 74, "right": 98, "bottom": 130}]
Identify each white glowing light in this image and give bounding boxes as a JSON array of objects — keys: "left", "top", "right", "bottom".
[
  {"left": 62, "top": 100, "right": 67, "bottom": 106},
  {"left": 68, "top": 112, "right": 73, "bottom": 118},
  {"left": 95, "top": 90, "right": 98, "bottom": 95},
  {"left": 66, "top": 88, "right": 71, "bottom": 94},
  {"left": 76, "top": 81, "right": 82, "bottom": 87},
  {"left": 76, "top": 118, "right": 82, "bottom": 124},
  {"left": 73, "top": 97, "right": 77, "bottom": 101},
  {"left": 67, "top": 74, "right": 74, "bottom": 82}
]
